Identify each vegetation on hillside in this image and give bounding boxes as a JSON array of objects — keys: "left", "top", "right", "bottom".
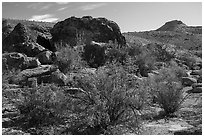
[{"left": 2, "top": 18, "right": 202, "bottom": 135}]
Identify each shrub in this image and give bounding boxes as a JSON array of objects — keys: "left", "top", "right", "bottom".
[
  {"left": 149, "top": 67, "right": 189, "bottom": 116},
  {"left": 54, "top": 44, "right": 86, "bottom": 73},
  {"left": 14, "top": 84, "right": 69, "bottom": 129},
  {"left": 82, "top": 42, "right": 106, "bottom": 68},
  {"left": 13, "top": 64, "right": 148, "bottom": 135},
  {"left": 106, "top": 47, "right": 128, "bottom": 65},
  {"left": 67, "top": 64, "right": 148, "bottom": 134},
  {"left": 2, "top": 68, "right": 21, "bottom": 85}
]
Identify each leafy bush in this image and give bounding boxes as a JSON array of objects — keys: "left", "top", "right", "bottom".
[
  {"left": 2, "top": 68, "right": 21, "bottom": 85},
  {"left": 54, "top": 44, "right": 86, "bottom": 73},
  {"left": 12, "top": 63, "right": 149, "bottom": 135},
  {"left": 105, "top": 47, "right": 128, "bottom": 65},
  {"left": 176, "top": 50, "right": 200, "bottom": 69},
  {"left": 14, "top": 84, "right": 68, "bottom": 129},
  {"left": 149, "top": 67, "right": 189, "bottom": 116},
  {"left": 68, "top": 64, "right": 148, "bottom": 134},
  {"left": 82, "top": 42, "right": 106, "bottom": 68}
]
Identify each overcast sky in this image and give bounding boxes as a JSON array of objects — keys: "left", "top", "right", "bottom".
[{"left": 2, "top": 2, "right": 202, "bottom": 32}]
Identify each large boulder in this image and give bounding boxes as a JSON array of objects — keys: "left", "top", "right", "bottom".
[
  {"left": 36, "top": 33, "right": 56, "bottom": 51},
  {"left": 51, "top": 16, "right": 126, "bottom": 48},
  {"left": 9, "top": 65, "right": 58, "bottom": 85},
  {"left": 14, "top": 42, "right": 46, "bottom": 57},
  {"left": 3, "top": 23, "right": 30, "bottom": 52},
  {"left": 36, "top": 50, "right": 55, "bottom": 64},
  {"left": 3, "top": 22, "right": 53, "bottom": 53},
  {"left": 2, "top": 52, "right": 41, "bottom": 70}
]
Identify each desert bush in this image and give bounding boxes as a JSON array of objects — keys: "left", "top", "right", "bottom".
[
  {"left": 54, "top": 43, "right": 86, "bottom": 73},
  {"left": 168, "top": 60, "right": 188, "bottom": 80},
  {"left": 14, "top": 84, "right": 69, "bottom": 129},
  {"left": 176, "top": 50, "right": 200, "bottom": 69},
  {"left": 126, "top": 44, "right": 143, "bottom": 57},
  {"left": 67, "top": 64, "right": 148, "bottom": 134},
  {"left": 149, "top": 67, "right": 189, "bottom": 115},
  {"left": 2, "top": 68, "right": 21, "bottom": 85},
  {"left": 13, "top": 64, "right": 148, "bottom": 134},
  {"left": 82, "top": 42, "right": 106, "bottom": 68},
  {"left": 105, "top": 47, "right": 128, "bottom": 65}
]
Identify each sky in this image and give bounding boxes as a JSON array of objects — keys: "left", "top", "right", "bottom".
[{"left": 2, "top": 2, "right": 202, "bottom": 32}]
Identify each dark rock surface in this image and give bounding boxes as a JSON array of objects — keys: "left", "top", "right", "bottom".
[
  {"left": 51, "top": 16, "right": 126, "bottom": 47},
  {"left": 3, "top": 52, "right": 41, "bottom": 70},
  {"left": 36, "top": 33, "right": 56, "bottom": 51},
  {"left": 3, "top": 22, "right": 53, "bottom": 53},
  {"left": 9, "top": 65, "right": 58, "bottom": 85},
  {"left": 3, "top": 23, "right": 30, "bottom": 52},
  {"left": 14, "top": 42, "right": 46, "bottom": 57}
]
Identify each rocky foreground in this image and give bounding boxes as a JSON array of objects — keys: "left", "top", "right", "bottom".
[{"left": 2, "top": 17, "right": 202, "bottom": 135}]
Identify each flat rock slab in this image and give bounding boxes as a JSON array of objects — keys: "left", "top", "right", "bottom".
[
  {"left": 10, "top": 65, "right": 58, "bottom": 84},
  {"left": 168, "top": 124, "right": 192, "bottom": 132},
  {"left": 142, "top": 118, "right": 193, "bottom": 135}
]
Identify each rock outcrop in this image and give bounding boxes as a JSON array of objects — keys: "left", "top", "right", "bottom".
[
  {"left": 9, "top": 65, "right": 58, "bottom": 85},
  {"left": 51, "top": 16, "right": 126, "bottom": 47},
  {"left": 3, "top": 23, "right": 30, "bottom": 52},
  {"left": 3, "top": 22, "right": 53, "bottom": 53},
  {"left": 156, "top": 20, "right": 187, "bottom": 32},
  {"left": 14, "top": 42, "right": 46, "bottom": 57},
  {"left": 36, "top": 33, "right": 56, "bottom": 51},
  {"left": 2, "top": 52, "right": 41, "bottom": 70}
]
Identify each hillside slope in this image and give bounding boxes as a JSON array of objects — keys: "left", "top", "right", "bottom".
[{"left": 123, "top": 20, "right": 202, "bottom": 50}]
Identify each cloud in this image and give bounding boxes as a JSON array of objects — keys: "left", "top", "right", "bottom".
[
  {"left": 79, "top": 3, "right": 106, "bottom": 11},
  {"left": 27, "top": 3, "right": 41, "bottom": 9},
  {"left": 57, "top": 7, "right": 67, "bottom": 11},
  {"left": 29, "top": 14, "right": 58, "bottom": 22},
  {"left": 56, "top": 2, "right": 69, "bottom": 5},
  {"left": 27, "top": 3, "right": 52, "bottom": 11},
  {"left": 40, "top": 4, "right": 52, "bottom": 11}
]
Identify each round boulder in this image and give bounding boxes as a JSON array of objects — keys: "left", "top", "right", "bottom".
[
  {"left": 2, "top": 52, "right": 41, "bottom": 70},
  {"left": 51, "top": 16, "right": 126, "bottom": 48},
  {"left": 36, "top": 50, "right": 54, "bottom": 64}
]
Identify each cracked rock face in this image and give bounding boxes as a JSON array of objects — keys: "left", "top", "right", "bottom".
[{"left": 51, "top": 16, "right": 126, "bottom": 48}]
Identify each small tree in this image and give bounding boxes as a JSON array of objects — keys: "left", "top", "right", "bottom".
[{"left": 149, "top": 67, "right": 190, "bottom": 116}]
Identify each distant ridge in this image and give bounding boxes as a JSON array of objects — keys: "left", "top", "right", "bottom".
[
  {"left": 156, "top": 20, "right": 201, "bottom": 34},
  {"left": 156, "top": 20, "right": 187, "bottom": 31}
]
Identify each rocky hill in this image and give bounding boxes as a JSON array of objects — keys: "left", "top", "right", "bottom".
[{"left": 123, "top": 20, "right": 202, "bottom": 50}]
